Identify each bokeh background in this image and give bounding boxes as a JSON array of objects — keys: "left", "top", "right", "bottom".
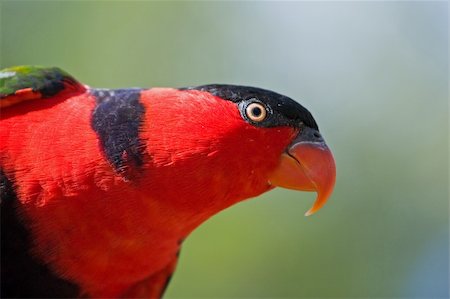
[{"left": 1, "top": 1, "right": 448, "bottom": 298}]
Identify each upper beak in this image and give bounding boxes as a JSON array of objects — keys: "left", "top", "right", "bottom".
[{"left": 268, "top": 127, "right": 336, "bottom": 216}]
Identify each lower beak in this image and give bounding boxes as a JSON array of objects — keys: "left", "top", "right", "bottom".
[{"left": 268, "top": 128, "right": 336, "bottom": 216}]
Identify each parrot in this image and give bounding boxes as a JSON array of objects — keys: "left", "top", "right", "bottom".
[{"left": 0, "top": 66, "right": 336, "bottom": 298}]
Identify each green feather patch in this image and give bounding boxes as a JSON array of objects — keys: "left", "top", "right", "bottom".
[{"left": 0, "top": 66, "right": 84, "bottom": 108}]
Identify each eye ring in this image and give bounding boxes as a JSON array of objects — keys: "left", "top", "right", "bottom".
[{"left": 245, "top": 102, "right": 267, "bottom": 122}]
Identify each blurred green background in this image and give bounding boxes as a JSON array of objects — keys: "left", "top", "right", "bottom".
[{"left": 1, "top": 1, "right": 448, "bottom": 298}]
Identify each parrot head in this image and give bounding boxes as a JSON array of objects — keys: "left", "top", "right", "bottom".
[{"left": 141, "top": 85, "right": 336, "bottom": 217}]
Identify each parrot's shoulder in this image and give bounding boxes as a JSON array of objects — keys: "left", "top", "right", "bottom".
[{"left": 0, "top": 65, "right": 86, "bottom": 109}]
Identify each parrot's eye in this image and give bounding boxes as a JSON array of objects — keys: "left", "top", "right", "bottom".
[{"left": 245, "top": 102, "right": 267, "bottom": 122}]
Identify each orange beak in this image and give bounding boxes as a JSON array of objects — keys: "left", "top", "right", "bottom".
[{"left": 269, "top": 127, "right": 336, "bottom": 216}]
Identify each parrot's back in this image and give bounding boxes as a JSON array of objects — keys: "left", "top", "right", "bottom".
[
  {"left": 1, "top": 169, "right": 80, "bottom": 297},
  {"left": 0, "top": 66, "right": 183, "bottom": 298},
  {"left": 0, "top": 67, "right": 146, "bottom": 298},
  {"left": 1, "top": 66, "right": 87, "bottom": 296}
]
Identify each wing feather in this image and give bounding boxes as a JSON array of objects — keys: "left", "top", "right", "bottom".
[{"left": 0, "top": 66, "right": 86, "bottom": 108}]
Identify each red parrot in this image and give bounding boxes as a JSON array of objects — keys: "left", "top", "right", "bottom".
[{"left": 0, "top": 66, "right": 336, "bottom": 298}]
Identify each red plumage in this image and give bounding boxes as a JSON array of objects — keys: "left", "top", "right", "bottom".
[{"left": 0, "top": 66, "right": 335, "bottom": 298}]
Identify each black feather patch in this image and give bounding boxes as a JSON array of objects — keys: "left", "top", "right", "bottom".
[
  {"left": 1, "top": 169, "right": 80, "bottom": 298},
  {"left": 180, "top": 85, "right": 319, "bottom": 130},
  {"left": 91, "top": 88, "right": 146, "bottom": 178}
]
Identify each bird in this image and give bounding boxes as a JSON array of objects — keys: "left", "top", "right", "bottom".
[{"left": 0, "top": 66, "right": 336, "bottom": 298}]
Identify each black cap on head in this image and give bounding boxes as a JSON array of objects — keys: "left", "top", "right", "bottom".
[{"left": 181, "top": 84, "right": 318, "bottom": 130}]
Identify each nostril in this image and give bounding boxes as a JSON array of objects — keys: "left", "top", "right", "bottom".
[{"left": 313, "top": 132, "right": 321, "bottom": 139}]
